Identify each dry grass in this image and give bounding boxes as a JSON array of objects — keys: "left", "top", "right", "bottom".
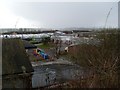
[{"left": 67, "top": 29, "right": 120, "bottom": 88}]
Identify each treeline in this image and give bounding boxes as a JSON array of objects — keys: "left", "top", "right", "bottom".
[{"left": 2, "top": 28, "right": 93, "bottom": 35}]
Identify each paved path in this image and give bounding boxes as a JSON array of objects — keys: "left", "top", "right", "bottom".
[{"left": 31, "top": 58, "right": 74, "bottom": 67}]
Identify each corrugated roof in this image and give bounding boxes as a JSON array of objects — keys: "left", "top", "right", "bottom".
[{"left": 22, "top": 40, "right": 37, "bottom": 49}]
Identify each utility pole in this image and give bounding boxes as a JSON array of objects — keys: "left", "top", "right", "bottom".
[{"left": 14, "top": 17, "right": 20, "bottom": 38}]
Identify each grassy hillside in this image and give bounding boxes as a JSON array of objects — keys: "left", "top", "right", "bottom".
[
  {"left": 2, "top": 38, "right": 34, "bottom": 75},
  {"left": 67, "top": 29, "right": 120, "bottom": 88}
]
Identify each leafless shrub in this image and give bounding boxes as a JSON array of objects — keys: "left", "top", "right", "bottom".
[{"left": 68, "top": 29, "right": 120, "bottom": 88}]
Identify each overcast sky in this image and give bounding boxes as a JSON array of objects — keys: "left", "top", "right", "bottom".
[{"left": 0, "top": 0, "right": 119, "bottom": 29}]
